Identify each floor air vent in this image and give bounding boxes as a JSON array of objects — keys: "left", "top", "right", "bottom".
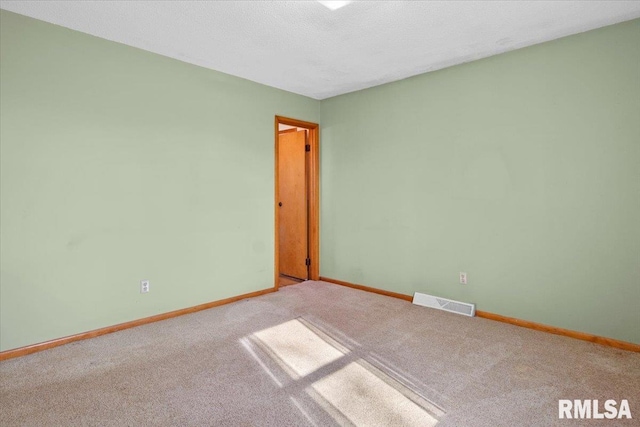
[{"left": 412, "top": 292, "right": 476, "bottom": 317}]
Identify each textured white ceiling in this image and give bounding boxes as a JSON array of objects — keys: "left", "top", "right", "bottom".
[{"left": 2, "top": 1, "right": 639, "bottom": 99}]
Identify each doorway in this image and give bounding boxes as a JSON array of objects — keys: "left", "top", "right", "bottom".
[{"left": 275, "top": 116, "right": 319, "bottom": 289}]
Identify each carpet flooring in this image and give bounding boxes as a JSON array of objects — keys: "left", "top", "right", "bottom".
[{"left": 1, "top": 280, "right": 638, "bottom": 426}]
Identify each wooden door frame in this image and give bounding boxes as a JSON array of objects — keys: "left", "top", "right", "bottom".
[{"left": 275, "top": 116, "right": 320, "bottom": 289}]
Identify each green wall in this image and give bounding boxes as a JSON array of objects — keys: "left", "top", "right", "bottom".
[
  {"left": 320, "top": 19, "right": 640, "bottom": 344},
  {"left": 0, "top": 10, "right": 319, "bottom": 351},
  {"left": 2, "top": 10, "right": 638, "bottom": 352}
]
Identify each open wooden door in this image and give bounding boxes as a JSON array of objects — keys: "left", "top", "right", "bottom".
[
  {"left": 275, "top": 115, "right": 319, "bottom": 289},
  {"left": 277, "top": 130, "right": 308, "bottom": 280}
]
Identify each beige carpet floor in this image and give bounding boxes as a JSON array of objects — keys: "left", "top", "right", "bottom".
[{"left": 1, "top": 280, "right": 638, "bottom": 426}]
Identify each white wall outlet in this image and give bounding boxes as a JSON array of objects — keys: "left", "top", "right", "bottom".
[
  {"left": 459, "top": 272, "right": 468, "bottom": 285},
  {"left": 140, "top": 280, "right": 150, "bottom": 293}
]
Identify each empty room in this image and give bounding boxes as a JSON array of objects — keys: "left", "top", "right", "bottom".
[{"left": 1, "top": 1, "right": 639, "bottom": 426}]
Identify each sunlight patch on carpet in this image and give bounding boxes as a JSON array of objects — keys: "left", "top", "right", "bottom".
[
  {"left": 310, "top": 361, "right": 438, "bottom": 427},
  {"left": 243, "top": 317, "right": 442, "bottom": 426},
  {"left": 252, "top": 318, "right": 346, "bottom": 379}
]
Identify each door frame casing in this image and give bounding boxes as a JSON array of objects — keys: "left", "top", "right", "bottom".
[{"left": 274, "top": 116, "right": 320, "bottom": 288}]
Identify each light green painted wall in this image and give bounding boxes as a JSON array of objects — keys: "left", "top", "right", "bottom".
[
  {"left": 2, "top": 10, "right": 638, "bottom": 352},
  {"left": 320, "top": 19, "right": 640, "bottom": 343},
  {"left": 0, "top": 10, "right": 319, "bottom": 351}
]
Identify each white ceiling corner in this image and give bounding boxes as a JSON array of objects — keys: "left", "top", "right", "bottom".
[{"left": 1, "top": 1, "right": 639, "bottom": 100}]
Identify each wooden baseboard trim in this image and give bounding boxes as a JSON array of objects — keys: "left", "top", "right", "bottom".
[
  {"left": 474, "top": 310, "right": 639, "bottom": 352},
  {"left": 319, "top": 276, "right": 413, "bottom": 301},
  {"left": 0, "top": 287, "right": 276, "bottom": 361},
  {"left": 319, "top": 276, "right": 639, "bottom": 353}
]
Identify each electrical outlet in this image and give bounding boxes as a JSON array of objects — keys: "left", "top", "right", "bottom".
[
  {"left": 140, "top": 280, "right": 150, "bottom": 293},
  {"left": 459, "top": 272, "right": 467, "bottom": 285}
]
